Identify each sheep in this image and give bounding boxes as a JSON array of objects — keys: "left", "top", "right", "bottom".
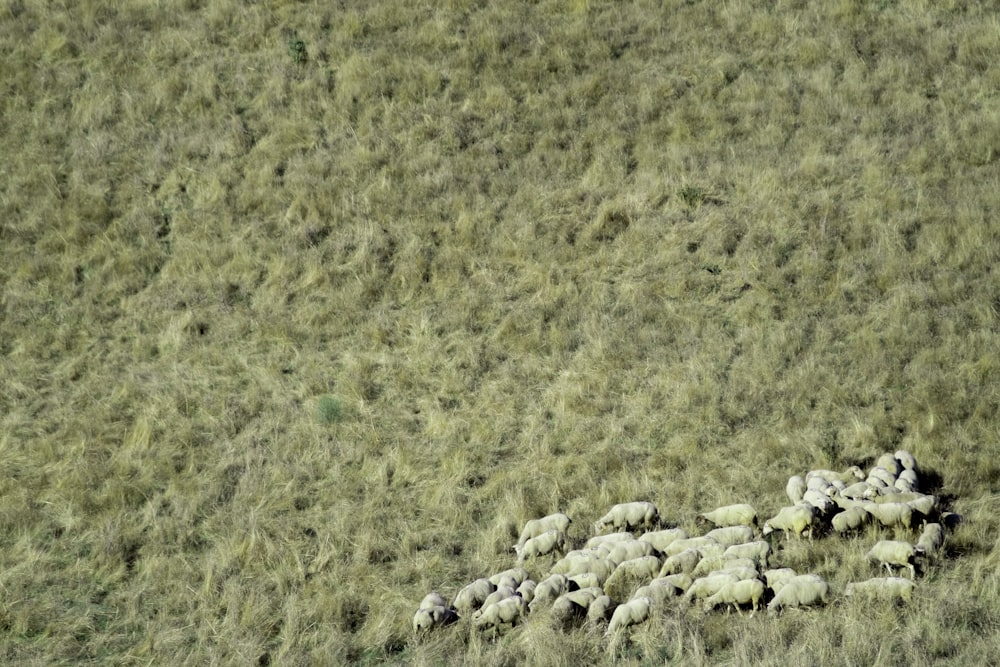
[
  {"left": 786, "top": 475, "right": 806, "bottom": 504},
  {"left": 587, "top": 595, "right": 615, "bottom": 624},
  {"left": 867, "top": 466, "right": 897, "bottom": 488},
  {"left": 489, "top": 567, "right": 530, "bottom": 587},
  {"left": 864, "top": 502, "right": 914, "bottom": 531},
  {"left": 660, "top": 573, "right": 693, "bottom": 592},
  {"left": 664, "top": 536, "right": 721, "bottom": 558},
  {"left": 722, "top": 540, "right": 770, "bottom": 568},
  {"left": 762, "top": 568, "right": 798, "bottom": 593},
  {"left": 895, "top": 449, "right": 918, "bottom": 472},
  {"left": 551, "top": 552, "right": 615, "bottom": 581},
  {"left": 606, "top": 596, "right": 652, "bottom": 635},
  {"left": 474, "top": 595, "right": 528, "bottom": 632},
  {"left": 413, "top": 605, "right": 459, "bottom": 632},
  {"left": 832, "top": 506, "right": 871, "bottom": 534},
  {"left": 905, "top": 493, "right": 939, "bottom": 519},
  {"left": 699, "top": 503, "right": 758, "bottom": 528},
  {"left": 866, "top": 540, "right": 918, "bottom": 579},
  {"left": 703, "top": 578, "right": 766, "bottom": 616},
  {"left": 585, "top": 532, "right": 635, "bottom": 549},
  {"left": 514, "top": 529, "right": 566, "bottom": 564},
  {"left": 683, "top": 572, "right": 740, "bottom": 603},
  {"left": 916, "top": 523, "right": 945, "bottom": 558},
  {"left": 568, "top": 572, "right": 603, "bottom": 590},
  {"left": 453, "top": 578, "right": 496, "bottom": 615},
  {"left": 474, "top": 585, "right": 517, "bottom": 615},
  {"left": 806, "top": 466, "right": 865, "bottom": 485},
  {"left": 419, "top": 592, "right": 448, "bottom": 610},
  {"left": 762, "top": 505, "right": 818, "bottom": 540},
  {"left": 639, "top": 528, "right": 688, "bottom": 553},
  {"left": 551, "top": 587, "right": 604, "bottom": 625},
  {"left": 802, "top": 489, "right": 837, "bottom": 515},
  {"left": 766, "top": 577, "right": 829, "bottom": 612},
  {"left": 604, "top": 555, "right": 662, "bottom": 598},
  {"left": 845, "top": 577, "right": 915, "bottom": 603},
  {"left": 940, "top": 512, "right": 963, "bottom": 530},
  {"left": 594, "top": 501, "right": 659, "bottom": 533},
  {"left": 632, "top": 580, "right": 681, "bottom": 605},
  {"left": 516, "top": 579, "right": 537, "bottom": 604},
  {"left": 705, "top": 525, "right": 755, "bottom": 548},
  {"left": 602, "top": 538, "right": 658, "bottom": 565},
  {"left": 659, "top": 548, "right": 702, "bottom": 576},
  {"left": 515, "top": 512, "right": 571, "bottom": 550},
  {"left": 876, "top": 453, "right": 903, "bottom": 476},
  {"left": 806, "top": 476, "right": 833, "bottom": 493},
  {"left": 529, "top": 574, "right": 575, "bottom": 612},
  {"left": 841, "top": 481, "right": 877, "bottom": 500}
]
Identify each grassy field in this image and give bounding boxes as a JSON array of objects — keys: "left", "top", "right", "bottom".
[{"left": 2, "top": 0, "right": 1000, "bottom": 663}]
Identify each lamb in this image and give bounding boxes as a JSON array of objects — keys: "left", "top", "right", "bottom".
[
  {"left": 659, "top": 548, "right": 702, "bottom": 576},
  {"left": 514, "top": 529, "right": 566, "bottom": 564},
  {"left": 706, "top": 525, "right": 755, "bottom": 548},
  {"left": 864, "top": 502, "right": 914, "bottom": 530},
  {"left": 831, "top": 506, "right": 871, "bottom": 534},
  {"left": 703, "top": 578, "right": 766, "bottom": 615},
  {"left": 786, "top": 475, "right": 806, "bottom": 504},
  {"left": 866, "top": 540, "right": 918, "bottom": 579},
  {"left": 515, "top": 512, "right": 571, "bottom": 549},
  {"left": 762, "top": 505, "right": 818, "bottom": 540},
  {"left": 639, "top": 528, "right": 688, "bottom": 553},
  {"left": 845, "top": 577, "right": 915, "bottom": 602},
  {"left": 766, "top": 577, "right": 829, "bottom": 612},
  {"left": 699, "top": 503, "right": 758, "bottom": 528},
  {"left": 606, "top": 596, "right": 652, "bottom": 635},
  {"left": 723, "top": 540, "right": 770, "bottom": 568},
  {"left": 916, "top": 523, "right": 945, "bottom": 558},
  {"left": 474, "top": 595, "right": 528, "bottom": 632},
  {"left": 453, "top": 578, "right": 496, "bottom": 615},
  {"left": 594, "top": 501, "right": 659, "bottom": 533},
  {"left": 412, "top": 605, "right": 459, "bottom": 632},
  {"left": 418, "top": 592, "right": 448, "bottom": 610}
]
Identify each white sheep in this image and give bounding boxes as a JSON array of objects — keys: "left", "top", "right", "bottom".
[
  {"left": 601, "top": 538, "right": 658, "bottom": 565},
  {"left": 802, "top": 489, "right": 837, "bottom": 515},
  {"left": 659, "top": 548, "right": 702, "bottom": 576},
  {"left": 551, "top": 587, "right": 604, "bottom": 624},
  {"left": 905, "top": 493, "right": 939, "bottom": 519},
  {"left": 585, "top": 532, "right": 635, "bottom": 549},
  {"left": 515, "top": 512, "right": 571, "bottom": 549},
  {"left": 845, "top": 577, "right": 915, "bottom": 602},
  {"left": 659, "top": 572, "right": 693, "bottom": 592},
  {"left": 762, "top": 568, "right": 797, "bottom": 593},
  {"left": 474, "top": 595, "right": 528, "bottom": 632},
  {"left": 587, "top": 595, "right": 615, "bottom": 624},
  {"left": 806, "top": 466, "right": 865, "bottom": 485},
  {"left": 639, "top": 528, "right": 688, "bottom": 553},
  {"left": 514, "top": 529, "right": 566, "bottom": 564},
  {"left": 806, "top": 476, "right": 833, "bottom": 493},
  {"left": 831, "top": 506, "right": 871, "bottom": 534},
  {"left": 606, "top": 596, "right": 652, "bottom": 635},
  {"left": 876, "top": 453, "right": 903, "bottom": 476},
  {"left": 682, "top": 572, "right": 740, "bottom": 603},
  {"left": 916, "top": 523, "right": 945, "bottom": 558},
  {"left": 594, "top": 501, "right": 659, "bottom": 533},
  {"left": 412, "top": 605, "right": 459, "bottom": 632},
  {"left": 786, "top": 475, "right": 806, "bottom": 504},
  {"left": 864, "top": 502, "right": 914, "bottom": 530},
  {"left": 550, "top": 553, "right": 617, "bottom": 583},
  {"left": 664, "top": 536, "right": 721, "bottom": 558},
  {"left": 474, "top": 585, "right": 517, "bottom": 615},
  {"left": 722, "top": 540, "right": 770, "bottom": 568},
  {"left": 703, "top": 578, "right": 766, "bottom": 615},
  {"left": 516, "top": 579, "right": 537, "bottom": 604},
  {"left": 841, "top": 481, "right": 877, "bottom": 500},
  {"left": 529, "top": 574, "right": 574, "bottom": 610},
  {"left": 691, "top": 556, "right": 757, "bottom": 579},
  {"left": 568, "top": 572, "right": 603, "bottom": 590},
  {"left": 453, "top": 578, "right": 496, "bottom": 615},
  {"left": 895, "top": 449, "right": 918, "bottom": 472},
  {"left": 489, "top": 567, "right": 530, "bottom": 587},
  {"left": 766, "top": 577, "right": 829, "bottom": 612},
  {"left": 867, "top": 466, "right": 897, "bottom": 488},
  {"left": 604, "top": 555, "right": 662, "bottom": 597},
  {"left": 632, "top": 580, "right": 681, "bottom": 605},
  {"left": 762, "top": 505, "right": 818, "bottom": 540},
  {"left": 706, "top": 525, "right": 755, "bottom": 548},
  {"left": 699, "top": 503, "right": 758, "bottom": 528},
  {"left": 418, "top": 592, "right": 448, "bottom": 610},
  {"left": 866, "top": 540, "right": 918, "bottom": 579}
]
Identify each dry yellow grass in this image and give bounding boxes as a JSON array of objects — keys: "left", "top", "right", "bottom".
[{"left": 2, "top": 0, "right": 1000, "bottom": 663}]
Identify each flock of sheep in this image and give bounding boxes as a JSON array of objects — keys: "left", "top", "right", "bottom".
[{"left": 413, "top": 449, "right": 957, "bottom": 639}]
